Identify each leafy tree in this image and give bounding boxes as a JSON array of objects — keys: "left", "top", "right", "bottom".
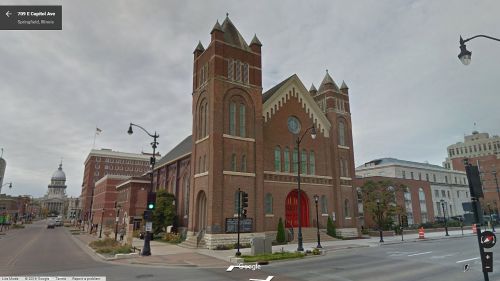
[
  {"left": 276, "top": 217, "right": 286, "bottom": 243},
  {"left": 152, "top": 190, "right": 176, "bottom": 234},
  {"left": 359, "top": 180, "right": 405, "bottom": 231},
  {"left": 327, "top": 216, "right": 336, "bottom": 237}
]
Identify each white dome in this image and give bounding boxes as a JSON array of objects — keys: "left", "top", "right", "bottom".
[{"left": 51, "top": 163, "right": 66, "bottom": 180}]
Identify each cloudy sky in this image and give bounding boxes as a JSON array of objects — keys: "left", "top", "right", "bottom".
[{"left": 1, "top": 0, "right": 498, "bottom": 197}]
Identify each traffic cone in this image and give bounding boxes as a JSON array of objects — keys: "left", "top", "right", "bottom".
[
  {"left": 472, "top": 224, "right": 477, "bottom": 234},
  {"left": 419, "top": 227, "right": 425, "bottom": 239}
]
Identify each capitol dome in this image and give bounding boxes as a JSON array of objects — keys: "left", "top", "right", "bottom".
[{"left": 51, "top": 163, "right": 66, "bottom": 181}]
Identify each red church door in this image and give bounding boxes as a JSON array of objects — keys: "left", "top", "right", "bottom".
[{"left": 285, "top": 189, "right": 309, "bottom": 228}]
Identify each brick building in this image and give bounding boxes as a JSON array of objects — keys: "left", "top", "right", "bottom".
[
  {"left": 443, "top": 131, "right": 500, "bottom": 209},
  {"left": 153, "top": 16, "right": 359, "bottom": 247},
  {"left": 80, "top": 149, "right": 152, "bottom": 223},
  {"left": 116, "top": 175, "right": 150, "bottom": 232},
  {"left": 91, "top": 175, "right": 129, "bottom": 230}
]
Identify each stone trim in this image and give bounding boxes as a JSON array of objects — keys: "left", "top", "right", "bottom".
[
  {"left": 194, "top": 172, "right": 209, "bottom": 178},
  {"left": 338, "top": 145, "right": 350, "bottom": 150},
  {"left": 222, "top": 134, "right": 256, "bottom": 142},
  {"left": 264, "top": 180, "right": 332, "bottom": 187},
  {"left": 264, "top": 171, "right": 333, "bottom": 180},
  {"left": 223, "top": 171, "right": 256, "bottom": 177},
  {"left": 195, "top": 135, "right": 209, "bottom": 144}
]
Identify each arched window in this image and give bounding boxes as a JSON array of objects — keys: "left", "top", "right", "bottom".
[
  {"left": 284, "top": 147, "right": 290, "bottom": 172},
  {"left": 344, "top": 199, "right": 350, "bottom": 217},
  {"left": 239, "top": 104, "right": 246, "bottom": 137},
  {"left": 229, "top": 102, "right": 236, "bottom": 135},
  {"left": 204, "top": 104, "right": 208, "bottom": 137},
  {"left": 404, "top": 187, "right": 413, "bottom": 225},
  {"left": 293, "top": 148, "right": 298, "bottom": 173},
  {"left": 309, "top": 151, "right": 315, "bottom": 175},
  {"left": 274, "top": 146, "right": 281, "bottom": 172},
  {"left": 264, "top": 193, "right": 273, "bottom": 214},
  {"left": 338, "top": 120, "right": 346, "bottom": 146},
  {"left": 231, "top": 154, "right": 237, "bottom": 171},
  {"left": 340, "top": 158, "right": 345, "bottom": 177},
  {"left": 301, "top": 149, "right": 307, "bottom": 174},
  {"left": 183, "top": 175, "right": 190, "bottom": 217},
  {"left": 241, "top": 155, "right": 247, "bottom": 172},
  {"left": 419, "top": 188, "right": 427, "bottom": 223},
  {"left": 199, "top": 104, "right": 204, "bottom": 138},
  {"left": 321, "top": 195, "right": 328, "bottom": 214}
]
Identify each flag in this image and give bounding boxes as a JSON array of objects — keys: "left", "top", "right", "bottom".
[{"left": 96, "top": 127, "right": 102, "bottom": 135}]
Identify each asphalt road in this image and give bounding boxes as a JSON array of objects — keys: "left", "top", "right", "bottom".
[{"left": 2, "top": 221, "right": 500, "bottom": 281}]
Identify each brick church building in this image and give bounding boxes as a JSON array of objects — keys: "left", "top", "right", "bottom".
[{"left": 153, "top": 16, "right": 359, "bottom": 247}]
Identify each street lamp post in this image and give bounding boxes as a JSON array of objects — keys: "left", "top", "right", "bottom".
[
  {"left": 128, "top": 122, "right": 159, "bottom": 256},
  {"left": 440, "top": 199, "right": 449, "bottom": 236},
  {"left": 114, "top": 202, "right": 121, "bottom": 241},
  {"left": 293, "top": 124, "right": 316, "bottom": 252},
  {"left": 376, "top": 199, "right": 383, "bottom": 243},
  {"left": 313, "top": 194, "right": 322, "bottom": 249},
  {"left": 458, "top": 34, "right": 500, "bottom": 65}
]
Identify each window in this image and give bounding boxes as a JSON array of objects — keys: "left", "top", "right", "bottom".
[
  {"left": 228, "top": 59, "right": 233, "bottom": 80},
  {"left": 344, "top": 199, "right": 350, "bottom": 217},
  {"left": 274, "top": 147, "right": 281, "bottom": 172},
  {"left": 264, "top": 193, "right": 273, "bottom": 214},
  {"left": 239, "top": 104, "right": 246, "bottom": 137},
  {"left": 434, "top": 190, "right": 439, "bottom": 197},
  {"left": 284, "top": 148, "right": 290, "bottom": 172},
  {"left": 293, "top": 148, "right": 298, "bottom": 173},
  {"left": 402, "top": 170, "right": 406, "bottom": 179},
  {"left": 426, "top": 174, "right": 429, "bottom": 181},
  {"left": 419, "top": 188, "right": 428, "bottom": 223},
  {"left": 445, "top": 176, "right": 448, "bottom": 183},
  {"left": 231, "top": 154, "right": 237, "bottom": 171},
  {"left": 457, "top": 191, "right": 460, "bottom": 198},
  {"left": 447, "top": 190, "right": 450, "bottom": 198},
  {"left": 321, "top": 195, "right": 328, "bottom": 214},
  {"left": 309, "top": 151, "right": 315, "bottom": 175},
  {"left": 242, "top": 63, "right": 249, "bottom": 83},
  {"left": 241, "top": 155, "right": 247, "bottom": 172},
  {"left": 203, "top": 155, "right": 207, "bottom": 172},
  {"left": 441, "top": 190, "right": 446, "bottom": 197},
  {"left": 418, "top": 173, "right": 422, "bottom": 181},
  {"left": 301, "top": 149, "right": 307, "bottom": 174},
  {"left": 411, "top": 172, "right": 414, "bottom": 180},
  {"left": 404, "top": 188, "right": 414, "bottom": 225},
  {"left": 340, "top": 158, "right": 349, "bottom": 177},
  {"left": 433, "top": 174, "right": 436, "bottom": 182},
  {"left": 338, "top": 121, "right": 346, "bottom": 146},
  {"left": 340, "top": 158, "right": 345, "bottom": 177},
  {"left": 229, "top": 102, "right": 236, "bottom": 135},
  {"left": 235, "top": 60, "right": 241, "bottom": 81}
]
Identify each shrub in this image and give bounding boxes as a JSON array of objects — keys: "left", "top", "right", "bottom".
[
  {"left": 327, "top": 216, "right": 336, "bottom": 237},
  {"left": 12, "top": 224, "right": 25, "bottom": 229},
  {"left": 276, "top": 217, "right": 286, "bottom": 244},
  {"left": 312, "top": 248, "right": 321, "bottom": 255}
]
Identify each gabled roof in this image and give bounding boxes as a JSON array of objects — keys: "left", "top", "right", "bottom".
[
  {"left": 250, "top": 34, "right": 262, "bottom": 46},
  {"left": 211, "top": 20, "right": 223, "bottom": 33},
  {"left": 340, "top": 81, "right": 348, "bottom": 90},
  {"left": 156, "top": 135, "right": 192, "bottom": 168},
  {"left": 221, "top": 16, "right": 250, "bottom": 51},
  {"left": 262, "top": 74, "right": 332, "bottom": 137},
  {"left": 194, "top": 41, "right": 205, "bottom": 53}
]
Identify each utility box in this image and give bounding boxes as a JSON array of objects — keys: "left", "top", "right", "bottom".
[{"left": 251, "top": 237, "right": 272, "bottom": 255}]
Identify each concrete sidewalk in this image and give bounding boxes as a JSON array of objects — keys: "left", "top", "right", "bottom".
[{"left": 71, "top": 227, "right": 479, "bottom": 268}]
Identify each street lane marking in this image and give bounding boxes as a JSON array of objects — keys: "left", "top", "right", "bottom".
[
  {"left": 456, "top": 257, "right": 480, "bottom": 263},
  {"left": 407, "top": 251, "right": 432, "bottom": 257}
]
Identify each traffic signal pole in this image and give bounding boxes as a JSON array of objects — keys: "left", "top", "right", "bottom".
[{"left": 236, "top": 188, "right": 241, "bottom": 257}]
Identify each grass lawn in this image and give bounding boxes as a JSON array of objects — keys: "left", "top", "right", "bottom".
[{"left": 242, "top": 252, "right": 305, "bottom": 262}]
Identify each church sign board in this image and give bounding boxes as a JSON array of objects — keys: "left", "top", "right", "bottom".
[{"left": 225, "top": 218, "right": 253, "bottom": 233}]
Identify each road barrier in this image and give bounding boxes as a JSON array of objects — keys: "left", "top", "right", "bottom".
[{"left": 418, "top": 227, "right": 425, "bottom": 239}]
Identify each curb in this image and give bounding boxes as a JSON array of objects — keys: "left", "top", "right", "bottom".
[{"left": 380, "top": 234, "right": 474, "bottom": 245}]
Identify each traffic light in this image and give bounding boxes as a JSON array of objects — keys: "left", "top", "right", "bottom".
[
  {"left": 240, "top": 191, "right": 248, "bottom": 218},
  {"left": 465, "top": 164, "right": 484, "bottom": 198},
  {"left": 143, "top": 210, "right": 152, "bottom": 221},
  {"left": 147, "top": 192, "right": 156, "bottom": 210}
]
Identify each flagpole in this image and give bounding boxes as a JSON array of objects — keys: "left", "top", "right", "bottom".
[{"left": 93, "top": 131, "right": 97, "bottom": 149}]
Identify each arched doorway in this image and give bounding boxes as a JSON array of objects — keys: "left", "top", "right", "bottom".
[
  {"left": 285, "top": 189, "right": 309, "bottom": 228},
  {"left": 196, "top": 191, "right": 207, "bottom": 232}
]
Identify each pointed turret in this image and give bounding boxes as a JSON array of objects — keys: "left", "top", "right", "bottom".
[
  {"left": 309, "top": 83, "right": 317, "bottom": 95},
  {"left": 340, "top": 80, "right": 349, "bottom": 95},
  {"left": 317, "top": 69, "right": 340, "bottom": 93},
  {"left": 250, "top": 34, "right": 262, "bottom": 53},
  {"left": 193, "top": 41, "right": 205, "bottom": 57},
  {"left": 210, "top": 20, "right": 224, "bottom": 41},
  {"left": 220, "top": 14, "right": 250, "bottom": 51}
]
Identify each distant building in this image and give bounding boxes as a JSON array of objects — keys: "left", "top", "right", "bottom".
[
  {"left": 91, "top": 175, "right": 129, "bottom": 230},
  {"left": 443, "top": 131, "right": 500, "bottom": 170},
  {"left": 80, "top": 149, "right": 153, "bottom": 223},
  {"left": 66, "top": 197, "right": 81, "bottom": 220},
  {"left": 356, "top": 158, "right": 470, "bottom": 225},
  {"left": 39, "top": 163, "right": 68, "bottom": 216},
  {"left": 443, "top": 131, "right": 500, "bottom": 208}
]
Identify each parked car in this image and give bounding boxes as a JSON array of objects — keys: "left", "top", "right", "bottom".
[{"left": 47, "top": 219, "right": 56, "bottom": 229}]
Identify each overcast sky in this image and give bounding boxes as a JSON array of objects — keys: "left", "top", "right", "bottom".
[{"left": 1, "top": 0, "right": 499, "bottom": 197}]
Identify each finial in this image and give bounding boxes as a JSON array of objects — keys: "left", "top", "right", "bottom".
[
  {"left": 226, "top": 12, "right": 229, "bottom": 17},
  {"left": 59, "top": 157, "right": 63, "bottom": 168},
  {"left": 326, "top": 69, "right": 328, "bottom": 73}
]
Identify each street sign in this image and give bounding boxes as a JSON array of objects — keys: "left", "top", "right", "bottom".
[
  {"left": 483, "top": 252, "right": 493, "bottom": 272},
  {"left": 480, "top": 231, "right": 496, "bottom": 248},
  {"left": 145, "top": 222, "right": 152, "bottom": 232}
]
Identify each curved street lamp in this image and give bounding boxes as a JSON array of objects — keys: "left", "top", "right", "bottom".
[
  {"left": 127, "top": 122, "right": 159, "bottom": 256},
  {"left": 294, "top": 124, "right": 316, "bottom": 252},
  {"left": 458, "top": 35, "right": 500, "bottom": 65}
]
